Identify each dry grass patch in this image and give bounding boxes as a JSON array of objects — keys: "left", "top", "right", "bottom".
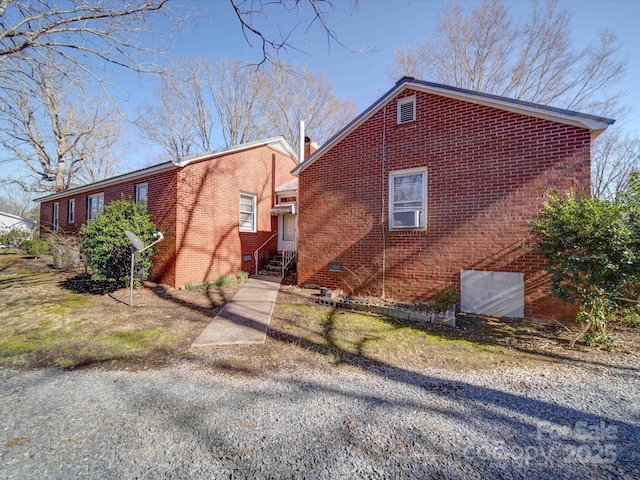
[
  {"left": 0, "top": 253, "right": 238, "bottom": 369},
  {"left": 0, "top": 252, "right": 638, "bottom": 374}
]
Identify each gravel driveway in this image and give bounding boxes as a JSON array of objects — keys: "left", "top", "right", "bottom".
[{"left": 2, "top": 360, "right": 639, "bottom": 479}]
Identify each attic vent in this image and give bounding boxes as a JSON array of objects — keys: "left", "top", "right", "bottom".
[{"left": 397, "top": 96, "right": 416, "bottom": 124}]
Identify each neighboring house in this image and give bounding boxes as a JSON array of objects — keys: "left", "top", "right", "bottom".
[
  {"left": 0, "top": 211, "right": 35, "bottom": 231},
  {"left": 292, "top": 77, "right": 614, "bottom": 320},
  {"left": 0, "top": 212, "right": 35, "bottom": 246},
  {"left": 35, "top": 137, "right": 297, "bottom": 288}
]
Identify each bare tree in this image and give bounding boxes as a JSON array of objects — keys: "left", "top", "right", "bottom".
[
  {"left": 139, "top": 58, "right": 355, "bottom": 158},
  {"left": 230, "top": 0, "right": 361, "bottom": 65},
  {"left": 0, "top": 182, "right": 36, "bottom": 218},
  {"left": 135, "top": 59, "right": 215, "bottom": 162},
  {"left": 390, "top": 0, "right": 625, "bottom": 117},
  {"left": 591, "top": 129, "right": 640, "bottom": 201},
  {"left": 71, "top": 111, "right": 125, "bottom": 185},
  {"left": 0, "top": 1, "right": 172, "bottom": 75},
  {"left": 390, "top": 0, "right": 633, "bottom": 196},
  {"left": 207, "top": 59, "right": 268, "bottom": 147},
  {"left": 261, "top": 60, "right": 357, "bottom": 153},
  {"left": 0, "top": 61, "right": 123, "bottom": 192}
]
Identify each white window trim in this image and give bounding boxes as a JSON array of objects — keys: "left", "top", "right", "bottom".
[
  {"left": 135, "top": 183, "right": 148, "bottom": 208},
  {"left": 397, "top": 95, "right": 416, "bottom": 124},
  {"left": 67, "top": 198, "right": 75, "bottom": 224},
  {"left": 388, "top": 167, "right": 427, "bottom": 231},
  {"left": 87, "top": 193, "right": 104, "bottom": 220},
  {"left": 239, "top": 192, "right": 257, "bottom": 233},
  {"left": 52, "top": 202, "right": 59, "bottom": 232}
]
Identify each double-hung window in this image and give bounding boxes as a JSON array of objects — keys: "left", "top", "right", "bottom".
[
  {"left": 239, "top": 193, "right": 256, "bottom": 232},
  {"left": 87, "top": 193, "right": 104, "bottom": 220},
  {"left": 52, "top": 202, "right": 59, "bottom": 232},
  {"left": 67, "top": 199, "right": 75, "bottom": 224},
  {"left": 389, "top": 168, "right": 426, "bottom": 230},
  {"left": 135, "top": 183, "right": 148, "bottom": 208}
]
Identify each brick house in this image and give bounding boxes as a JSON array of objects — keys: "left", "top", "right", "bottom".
[
  {"left": 36, "top": 137, "right": 297, "bottom": 288},
  {"left": 292, "top": 77, "right": 614, "bottom": 320}
]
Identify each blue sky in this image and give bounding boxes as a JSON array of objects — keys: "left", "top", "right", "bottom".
[
  {"left": 112, "top": 0, "right": 639, "bottom": 168},
  {"left": 3, "top": 0, "right": 640, "bottom": 185}
]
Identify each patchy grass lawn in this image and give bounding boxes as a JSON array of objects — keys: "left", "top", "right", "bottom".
[
  {"left": 0, "top": 251, "right": 638, "bottom": 373},
  {"left": 0, "top": 252, "right": 238, "bottom": 369},
  {"left": 262, "top": 287, "right": 639, "bottom": 373}
]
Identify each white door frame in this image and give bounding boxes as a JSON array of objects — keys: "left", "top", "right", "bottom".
[{"left": 277, "top": 214, "right": 297, "bottom": 251}]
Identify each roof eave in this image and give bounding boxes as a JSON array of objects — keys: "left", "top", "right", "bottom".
[
  {"left": 175, "top": 136, "right": 297, "bottom": 167},
  {"left": 292, "top": 78, "right": 615, "bottom": 176},
  {"left": 33, "top": 162, "right": 176, "bottom": 203}
]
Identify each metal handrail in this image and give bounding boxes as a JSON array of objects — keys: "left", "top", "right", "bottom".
[
  {"left": 281, "top": 239, "right": 297, "bottom": 278},
  {"left": 253, "top": 233, "right": 277, "bottom": 275}
]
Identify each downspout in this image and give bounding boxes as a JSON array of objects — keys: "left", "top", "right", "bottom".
[{"left": 381, "top": 104, "right": 387, "bottom": 298}]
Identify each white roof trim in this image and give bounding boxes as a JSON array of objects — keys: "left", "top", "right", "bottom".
[
  {"left": 0, "top": 211, "right": 36, "bottom": 226},
  {"left": 292, "top": 79, "right": 614, "bottom": 176},
  {"left": 174, "top": 136, "right": 297, "bottom": 167},
  {"left": 35, "top": 136, "right": 297, "bottom": 204},
  {"left": 34, "top": 162, "right": 175, "bottom": 203},
  {"left": 417, "top": 83, "right": 612, "bottom": 134}
]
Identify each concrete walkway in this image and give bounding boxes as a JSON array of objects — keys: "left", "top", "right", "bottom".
[{"left": 191, "top": 275, "right": 282, "bottom": 346}]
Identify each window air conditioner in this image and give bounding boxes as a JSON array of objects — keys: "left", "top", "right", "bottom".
[{"left": 394, "top": 210, "right": 421, "bottom": 228}]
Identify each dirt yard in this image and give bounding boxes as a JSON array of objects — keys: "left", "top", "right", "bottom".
[{"left": 0, "top": 251, "right": 638, "bottom": 372}]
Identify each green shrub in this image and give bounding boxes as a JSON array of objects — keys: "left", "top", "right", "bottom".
[
  {"left": 528, "top": 190, "right": 640, "bottom": 346},
  {"left": 430, "top": 287, "right": 457, "bottom": 313},
  {"left": 21, "top": 239, "right": 50, "bottom": 258},
  {"left": 0, "top": 227, "right": 31, "bottom": 248},
  {"left": 80, "top": 198, "right": 160, "bottom": 286},
  {"left": 184, "top": 276, "right": 237, "bottom": 290},
  {"left": 239, "top": 271, "right": 249, "bottom": 283}
]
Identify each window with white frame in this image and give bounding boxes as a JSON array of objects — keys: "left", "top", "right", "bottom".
[
  {"left": 389, "top": 168, "right": 426, "bottom": 230},
  {"left": 52, "top": 202, "right": 59, "bottom": 232},
  {"left": 87, "top": 193, "right": 104, "bottom": 220},
  {"left": 239, "top": 193, "right": 257, "bottom": 232},
  {"left": 397, "top": 96, "right": 416, "bottom": 124},
  {"left": 67, "top": 198, "right": 75, "bottom": 224},
  {"left": 135, "top": 183, "right": 148, "bottom": 208}
]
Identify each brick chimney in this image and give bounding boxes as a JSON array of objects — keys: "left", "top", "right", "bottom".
[{"left": 304, "top": 136, "right": 319, "bottom": 158}]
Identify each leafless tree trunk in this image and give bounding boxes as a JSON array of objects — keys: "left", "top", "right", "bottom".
[
  {"left": 207, "top": 59, "right": 268, "bottom": 147},
  {"left": 139, "top": 58, "right": 356, "bottom": 159},
  {"left": 0, "top": 61, "right": 123, "bottom": 192},
  {"left": 390, "top": 0, "right": 632, "bottom": 196},
  {"left": 591, "top": 129, "right": 640, "bottom": 200},
  {"left": 0, "top": 181, "right": 36, "bottom": 218},
  {"left": 135, "top": 59, "right": 215, "bottom": 162},
  {"left": 261, "top": 60, "right": 357, "bottom": 154},
  {"left": 391, "top": 0, "right": 625, "bottom": 117}
]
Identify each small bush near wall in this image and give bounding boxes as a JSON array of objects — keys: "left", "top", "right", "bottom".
[
  {"left": 430, "top": 287, "right": 458, "bottom": 313},
  {"left": 0, "top": 227, "right": 31, "bottom": 249},
  {"left": 80, "top": 198, "right": 160, "bottom": 286},
  {"left": 49, "top": 234, "right": 82, "bottom": 271},
  {"left": 528, "top": 189, "right": 640, "bottom": 346},
  {"left": 21, "top": 239, "right": 50, "bottom": 258}
]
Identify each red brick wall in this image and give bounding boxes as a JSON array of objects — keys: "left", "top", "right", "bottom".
[
  {"left": 297, "top": 89, "right": 591, "bottom": 320},
  {"left": 38, "top": 145, "right": 296, "bottom": 289},
  {"left": 173, "top": 145, "right": 295, "bottom": 287},
  {"left": 39, "top": 169, "right": 179, "bottom": 286}
]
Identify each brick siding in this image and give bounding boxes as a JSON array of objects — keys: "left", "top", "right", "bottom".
[
  {"left": 39, "top": 145, "right": 295, "bottom": 289},
  {"left": 297, "top": 89, "right": 591, "bottom": 320}
]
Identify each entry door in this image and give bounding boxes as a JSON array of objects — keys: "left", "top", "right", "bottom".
[{"left": 277, "top": 214, "right": 296, "bottom": 251}]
